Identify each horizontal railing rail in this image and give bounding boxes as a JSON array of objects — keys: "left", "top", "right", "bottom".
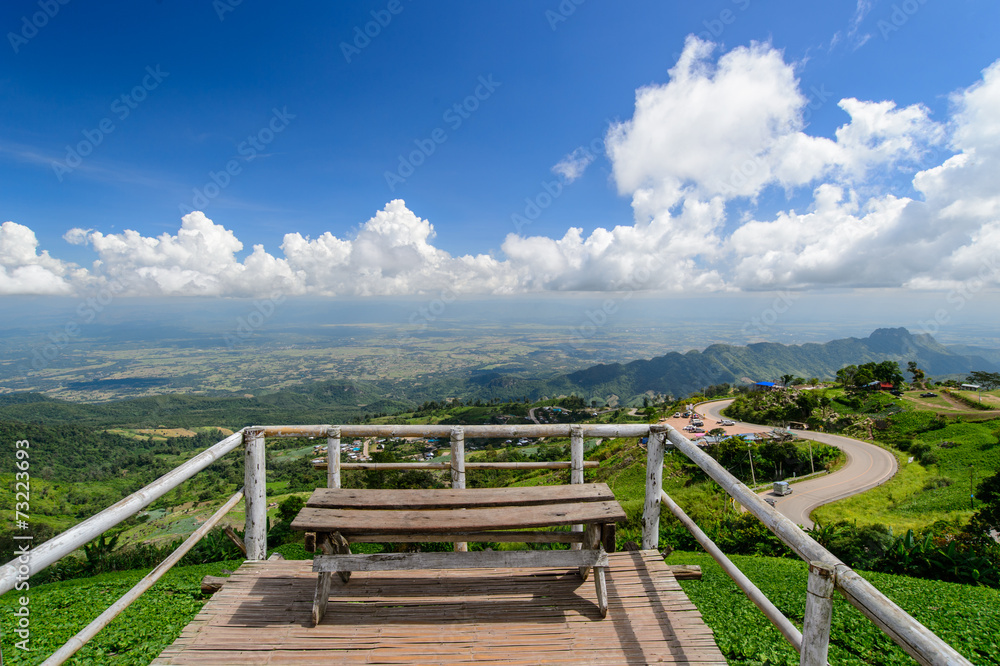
[
  {"left": 314, "top": 461, "right": 599, "bottom": 470},
  {"left": 261, "top": 423, "right": 653, "bottom": 438},
  {"left": 0, "top": 431, "right": 244, "bottom": 597}
]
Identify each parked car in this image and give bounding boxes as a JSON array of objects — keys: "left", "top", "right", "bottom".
[
  {"left": 921, "top": 392, "right": 938, "bottom": 398},
  {"left": 721, "top": 420, "right": 735, "bottom": 426}
]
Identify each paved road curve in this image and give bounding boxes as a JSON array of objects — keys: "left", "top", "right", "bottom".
[{"left": 698, "top": 400, "right": 898, "bottom": 528}]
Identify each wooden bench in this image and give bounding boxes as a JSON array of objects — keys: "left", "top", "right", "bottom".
[{"left": 290, "top": 483, "right": 626, "bottom": 625}]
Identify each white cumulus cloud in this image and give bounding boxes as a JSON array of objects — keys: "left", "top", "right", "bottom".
[
  {"left": 56, "top": 201, "right": 517, "bottom": 298},
  {"left": 0, "top": 221, "right": 85, "bottom": 295},
  {"left": 552, "top": 147, "right": 596, "bottom": 183},
  {"left": 4, "top": 41, "right": 1000, "bottom": 299}
]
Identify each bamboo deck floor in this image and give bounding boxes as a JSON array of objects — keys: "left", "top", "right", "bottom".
[{"left": 153, "top": 550, "right": 726, "bottom": 665}]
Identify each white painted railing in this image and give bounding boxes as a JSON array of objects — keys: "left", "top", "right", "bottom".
[
  {"left": 0, "top": 422, "right": 974, "bottom": 666},
  {"left": 648, "top": 426, "right": 972, "bottom": 666}
]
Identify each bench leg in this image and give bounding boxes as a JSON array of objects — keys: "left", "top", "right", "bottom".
[
  {"left": 312, "top": 571, "right": 333, "bottom": 626},
  {"left": 312, "top": 531, "right": 353, "bottom": 625},
  {"left": 594, "top": 565, "right": 608, "bottom": 618},
  {"left": 579, "top": 524, "right": 602, "bottom": 580},
  {"left": 329, "top": 531, "right": 352, "bottom": 584},
  {"left": 316, "top": 531, "right": 352, "bottom": 583}
]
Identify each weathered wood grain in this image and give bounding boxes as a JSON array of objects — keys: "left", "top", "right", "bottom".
[
  {"left": 340, "top": 530, "right": 585, "bottom": 544},
  {"left": 290, "top": 501, "right": 626, "bottom": 534},
  {"left": 152, "top": 551, "right": 727, "bottom": 665},
  {"left": 665, "top": 564, "right": 703, "bottom": 580},
  {"left": 305, "top": 483, "right": 616, "bottom": 510},
  {"left": 313, "top": 549, "right": 607, "bottom": 572}
]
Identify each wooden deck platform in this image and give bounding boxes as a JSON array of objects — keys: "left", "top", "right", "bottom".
[{"left": 153, "top": 550, "right": 726, "bottom": 665}]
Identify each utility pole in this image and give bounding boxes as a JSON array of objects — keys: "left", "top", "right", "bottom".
[
  {"left": 748, "top": 443, "right": 757, "bottom": 487},
  {"left": 809, "top": 440, "right": 815, "bottom": 475},
  {"left": 971, "top": 465, "right": 975, "bottom": 510}
]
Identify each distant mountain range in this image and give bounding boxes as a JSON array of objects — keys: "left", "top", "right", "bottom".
[
  {"left": 517, "top": 327, "right": 999, "bottom": 405},
  {"left": 1, "top": 328, "right": 996, "bottom": 426}
]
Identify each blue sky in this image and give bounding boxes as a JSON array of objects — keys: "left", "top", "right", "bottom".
[{"left": 2, "top": 1, "right": 1000, "bottom": 311}]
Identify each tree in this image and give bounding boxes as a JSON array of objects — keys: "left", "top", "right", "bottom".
[
  {"left": 836, "top": 365, "right": 858, "bottom": 387},
  {"left": 277, "top": 495, "right": 305, "bottom": 523},
  {"left": 970, "top": 469, "right": 1000, "bottom": 533},
  {"left": 853, "top": 365, "right": 875, "bottom": 388},
  {"left": 872, "top": 361, "right": 904, "bottom": 387},
  {"left": 967, "top": 371, "right": 1000, "bottom": 390},
  {"left": 839, "top": 361, "right": 903, "bottom": 389},
  {"left": 907, "top": 361, "right": 925, "bottom": 388},
  {"left": 780, "top": 374, "right": 795, "bottom": 388}
]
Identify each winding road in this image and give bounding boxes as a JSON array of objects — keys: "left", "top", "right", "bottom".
[{"left": 697, "top": 400, "right": 898, "bottom": 528}]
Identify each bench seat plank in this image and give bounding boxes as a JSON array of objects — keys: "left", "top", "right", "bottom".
[
  {"left": 341, "top": 530, "right": 585, "bottom": 544},
  {"left": 313, "top": 549, "right": 608, "bottom": 573},
  {"left": 305, "top": 483, "right": 616, "bottom": 510},
  {"left": 290, "top": 500, "right": 626, "bottom": 534}
]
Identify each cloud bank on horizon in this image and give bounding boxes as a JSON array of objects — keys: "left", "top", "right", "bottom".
[{"left": 3, "top": 37, "right": 999, "bottom": 298}]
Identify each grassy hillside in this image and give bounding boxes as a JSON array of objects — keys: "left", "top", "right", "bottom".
[{"left": 811, "top": 404, "right": 1000, "bottom": 531}]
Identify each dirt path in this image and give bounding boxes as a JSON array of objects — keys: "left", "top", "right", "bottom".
[
  {"left": 904, "top": 396, "right": 962, "bottom": 411},
  {"left": 938, "top": 392, "right": 971, "bottom": 410},
  {"left": 936, "top": 391, "right": 1000, "bottom": 416}
]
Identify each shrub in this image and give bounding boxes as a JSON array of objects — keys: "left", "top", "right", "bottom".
[{"left": 923, "top": 476, "right": 953, "bottom": 490}]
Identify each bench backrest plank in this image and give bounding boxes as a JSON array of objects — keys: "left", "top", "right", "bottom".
[
  {"left": 291, "top": 500, "right": 626, "bottom": 534},
  {"left": 305, "top": 483, "right": 615, "bottom": 510}
]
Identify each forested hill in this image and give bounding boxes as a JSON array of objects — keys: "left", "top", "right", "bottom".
[
  {"left": 521, "top": 327, "right": 999, "bottom": 405},
  {"left": 1, "top": 328, "right": 996, "bottom": 426}
]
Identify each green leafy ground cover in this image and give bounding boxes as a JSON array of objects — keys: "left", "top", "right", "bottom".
[
  {"left": 0, "top": 559, "right": 242, "bottom": 665},
  {"left": 670, "top": 550, "right": 1000, "bottom": 665}
]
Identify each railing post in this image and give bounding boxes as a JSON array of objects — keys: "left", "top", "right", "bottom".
[
  {"left": 570, "top": 425, "right": 584, "bottom": 484},
  {"left": 327, "top": 426, "right": 341, "bottom": 489},
  {"left": 243, "top": 427, "right": 267, "bottom": 561},
  {"left": 450, "top": 427, "right": 467, "bottom": 552},
  {"left": 570, "top": 425, "right": 584, "bottom": 549},
  {"left": 642, "top": 428, "right": 665, "bottom": 550},
  {"left": 801, "top": 561, "right": 836, "bottom": 665}
]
